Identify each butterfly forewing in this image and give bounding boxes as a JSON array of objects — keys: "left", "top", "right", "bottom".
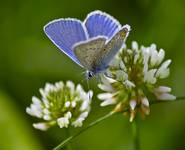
[
  {"left": 44, "top": 19, "right": 88, "bottom": 66},
  {"left": 84, "top": 11, "right": 121, "bottom": 39}
]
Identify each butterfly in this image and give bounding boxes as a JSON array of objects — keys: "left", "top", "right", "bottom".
[{"left": 44, "top": 10, "right": 130, "bottom": 79}]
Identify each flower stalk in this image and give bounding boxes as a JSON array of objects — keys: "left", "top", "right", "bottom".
[
  {"left": 65, "top": 128, "right": 73, "bottom": 150},
  {"left": 132, "top": 120, "right": 140, "bottom": 150},
  {"left": 53, "top": 111, "right": 116, "bottom": 150},
  {"left": 53, "top": 96, "right": 185, "bottom": 150}
]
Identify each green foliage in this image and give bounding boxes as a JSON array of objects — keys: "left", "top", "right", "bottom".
[{"left": 0, "top": 90, "right": 43, "bottom": 150}]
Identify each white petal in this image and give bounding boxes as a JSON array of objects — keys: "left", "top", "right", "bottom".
[
  {"left": 132, "top": 41, "right": 138, "bottom": 50},
  {"left": 66, "top": 81, "right": 75, "bottom": 93},
  {"left": 45, "top": 83, "right": 53, "bottom": 93},
  {"left": 155, "top": 86, "right": 171, "bottom": 93},
  {"left": 79, "top": 111, "right": 88, "bottom": 119},
  {"left": 76, "top": 84, "right": 83, "bottom": 94},
  {"left": 150, "top": 43, "right": 156, "bottom": 49},
  {"left": 55, "top": 81, "right": 64, "bottom": 90},
  {"left": 150, "top": 49, "right": 158, "bottom": 66},
  {"left": 43, "top": 115, "right": 51, "bottom": 120},
  {"left": 71, "top": 101, "right": 76, "bottom": 108},
  {"left": 105, "top": 75, "right": 117, "bottom": 83},
  {"left": 141, "top": 97, "right": 149, "bottom": 107},
  {"left": 142, "top": 47, "right": 150, "bottom": 64},
  {"left": 88, "top": 91, "right": 93, "bottom": 99},
  {"left": 80, "top": 100, "right": 89, "bottom": 111},
  {"left": 100, "top": 99, "right": 116, "bottom": 106},
  {"left": 32, "top": 96, "right": 41, "bottom": 105},
  {"left": 124, "top": 80, "right": 136, "bottom": 88},
  {"left": 72, "top": 118, "right": 84, "bottom": 127},
  {"left": 76, "top": 84, "right": 87, "bottom": 100},
  {"left": 142, "top": 47, "right": 151, "bottom": 74},
  {"left": 157, "top": 49, "right": 165, "bottom": 65},
  {"left": 144, "top": 69, "right": 157, "bottom": 84},
  {"left": 42, "top": 98, "right": 50, "bottom": 108},
  {"left": 72, "top": 111, "right": 89, "bottom": 127},
  {"left": 26, "top": 107, "right": 36, "bottom": 117},
  {"left": 43, "top": 108, "right": 50, "bottom": 115},
  {"left": 98, "top": 84, "right": 113, "bottom": 92},
  {"left": 120, "top": 60, "right": 126, "bottom": 70},
  {"left": 156, "top": 68, "right": 170, "bottom": 79},
  {"left": 65, "top": 111, "right": 72, "bottom": 119},
  {"left": 65, "top": 101, "right": 71, "bottom": 108},
  {"left": 115, "top": 70, "right": 128, "bottom": 81},
  {"left": 156, "top": 60, "right": 171, "bottom": 78},
  {"left": 161, "top": 59, "right": 171, "bottom": 69},
  {"left": 134, "top": 53, "right": 140, "bottom": 64},
  {"left": 130, "top": 100, "right": 137, "bottom": 110},
  {"left": 33, "top": 123, "right": 50, "bottom": 131},
  {"left": 39, "top": 88, "right": 47, "bottom": 98},
  {"left": 105, "top": 69, "right": 113, "bottom": 78},
  {"left": 156, "top": 93, "right": 176, "bottom": 100},
  {"left": 97, "top": 93, "right": 113, "bottom": 100},
  {"left": 28, "top": 104, "right": 42, "bottom": 118},
  {"left": 57, "top": 117, "right": 69, "bottom": 128}
]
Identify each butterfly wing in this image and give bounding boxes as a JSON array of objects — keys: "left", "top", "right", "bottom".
[
  {"left": 44, "top": 19, "right": 88, "bottom": 67},
  {"left": 84, "top": 10, "right": 121, "bottom": 39},
  {"left": 73, "top": 37, "right": 107, "bottom": 70},
  {"left": 94, "top": 25, "right": 130, "bottom": 70}
]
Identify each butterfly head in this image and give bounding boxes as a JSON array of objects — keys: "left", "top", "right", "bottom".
[{"left": 86, "top": 70, "right": 95, "bottom": 80}]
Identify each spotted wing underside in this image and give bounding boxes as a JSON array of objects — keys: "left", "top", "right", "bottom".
[
  {"left": 73, "top": 37, "right": 107, "bottom": 70},
  {"left": 94, "top": 27, "right": 129, "bottom": 70}
]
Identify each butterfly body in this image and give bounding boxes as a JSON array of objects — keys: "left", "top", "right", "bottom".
[{"left": 44, "top": 10, "right": 130, "bottom": 79}]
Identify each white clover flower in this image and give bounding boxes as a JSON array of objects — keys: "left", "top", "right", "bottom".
[
  {"left": 26, "top": 81, "right": 93, "bottom": 130},
  {"left": 98, "top": 41, "right": 176, "bottom": 121}
]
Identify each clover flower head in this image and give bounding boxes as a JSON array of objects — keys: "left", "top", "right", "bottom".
[
  {"left": 26, "top": 81, "right": 93, "bottom": 130},
  {"left": 98, "top": 41, "right": 176, "bottom": 121}
]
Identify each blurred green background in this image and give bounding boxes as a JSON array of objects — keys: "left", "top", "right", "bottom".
[{"left": 0, "top": 0, "right": 185, "bottom": 149}]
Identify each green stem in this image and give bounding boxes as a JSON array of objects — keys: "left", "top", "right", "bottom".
[
  {"left": 65, "top": 129, "right": 73, "bottom": 150},
  {"left": 53, "top": 96, "right": 185, "bottom": 150},
  {"left": 132, "top": 120, "right": 140, "bottom": 150},
  {"left": 53, "top": 111, "right": 118, "bottom": 150}
]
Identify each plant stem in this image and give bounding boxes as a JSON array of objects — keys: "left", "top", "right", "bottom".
[
  {"left": 53, "top": 111, "right": 118, "bottom": 150},
  {"left": 132, "top": 119, "right": 140, "bottom": 150},
  {"left": 65, "top": 128, "right": 73, "bottom": 150},
  {"left": 53, "top": 96, "right": 185, "bottom": 150}
]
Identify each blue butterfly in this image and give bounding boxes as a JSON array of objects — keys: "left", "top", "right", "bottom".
[{"left": 44, "top": 10, "right": 130, "bottom": 79}]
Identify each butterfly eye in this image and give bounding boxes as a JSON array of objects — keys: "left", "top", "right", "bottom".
[{"left": 88, "top": 71, "right": 94, "bottom": 78}]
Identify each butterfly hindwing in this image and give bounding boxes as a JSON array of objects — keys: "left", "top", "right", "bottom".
[
  {"left": 73, "top": 37, "right": 107, "bottom": 70},
  {"left": 44, "top": 19, "right": 88, "bottom": 66},
  {"left": 94, "top": 26, "right": 129, "bottom": 70},
  {"left": 84, "top": 10, "right": 121, "bottom": 39}
]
